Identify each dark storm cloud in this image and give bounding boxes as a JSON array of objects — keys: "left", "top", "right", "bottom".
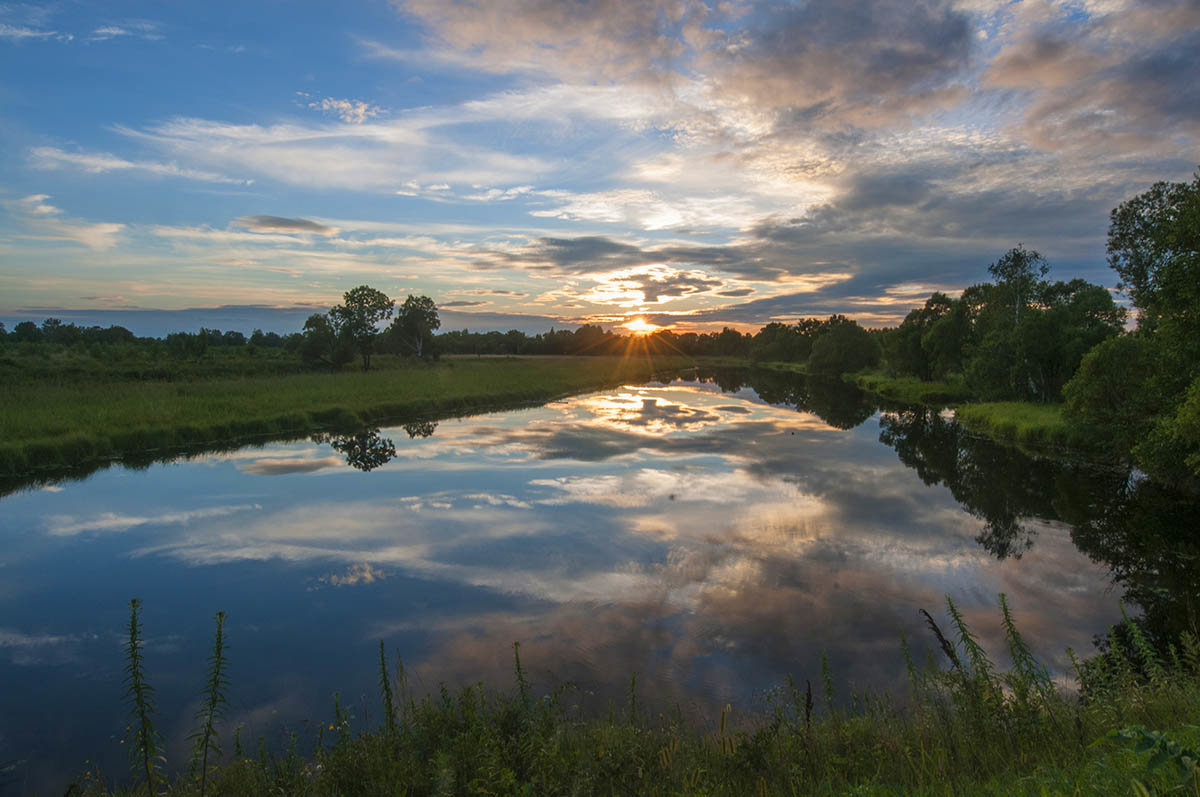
[{"left": 233, "top": 216, "right": 336, "bottom": 235}]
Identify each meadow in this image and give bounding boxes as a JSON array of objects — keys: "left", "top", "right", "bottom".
[{"left": 0, "top": 353, "right": 692, "bottom": 476}]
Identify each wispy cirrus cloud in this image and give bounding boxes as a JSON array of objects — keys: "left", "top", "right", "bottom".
[
  {"left": 3, "top": 194, "right": 125, "bottom": 250},
  {"left": 29, "top": 146, "right": 248, "bottom": 184}
]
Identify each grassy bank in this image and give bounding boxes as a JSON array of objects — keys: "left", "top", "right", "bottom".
[
  {"left": 953, "top": 401, "right": 1085, "bottom": 449},
  {"left": 844, "top": 370, "right": 1100, "bottom": 453},
  {"left": 74, "top": 598, "right": 1200, "bottom": 795},
  {"left": 849, "top": 370, "right": 971, "bottom": 406},
  {"left": 0, "top": 355, "right": 691, "bottom": 476}
]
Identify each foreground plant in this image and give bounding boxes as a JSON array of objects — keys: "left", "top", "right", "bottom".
[{"left": 79, "top": 595, "right": 1200, "bottom": 795}]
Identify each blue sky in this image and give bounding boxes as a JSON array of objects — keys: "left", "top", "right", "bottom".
[{"left": 1, "top": 0, "right": 1197, "bottom": 335}]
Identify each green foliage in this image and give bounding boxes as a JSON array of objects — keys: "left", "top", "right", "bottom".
[
  {"left": 808, "top": 318, "right": 880, "bottom": 374},
  {"left": 1062, "top": 171, "right": 1200, "bottom": 485},
  {"left": 1064, "top": 334, "right": 1166, "bottom": 457},
  {"left": 378, "top": 641, "right": 397, "bottom": 739},
  {"left": 1107, "top": 171, "right": 1200, "bottom": 343},
  {"left": 879, "top": 247, "right": 1125, "bottom": 407},
  {"left": 77, "top": 596, "right": 1200, "bottom": 796},
  {"left": 188, "top": 612, "right": 229, "bottom": 797},
  {"left": 299, "top": 313, "right": 353, "bottom": 369},
  {"left": 123, "top": 598, "right": 162, "bottom": 795},
  {"left": 387, "top": 294, "right": 440, "bottom": 359},
  {"left": 329, "top": 286, "right": 394, "bottom": 371},
  {"left": 1103, "top": 726, "right": 1200, "bottom": 791}
]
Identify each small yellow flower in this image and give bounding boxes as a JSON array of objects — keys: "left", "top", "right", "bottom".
[{"left": 328, "top": 724, "right": 334, "bottom": 730}]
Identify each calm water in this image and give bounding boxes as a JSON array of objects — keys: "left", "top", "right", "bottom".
[{"left": 2, "top": 368, "right": 1197, "bottom": 792}]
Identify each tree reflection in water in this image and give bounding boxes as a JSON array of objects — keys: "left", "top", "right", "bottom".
[
  {"left": 318, "top": 421, "right": 439, "bottom": 471},
  {"left": 323, "top": 429, "right": 397, "bottom": 472},
  {"left": 875, "top": 405, "right": 1200, "bottom": 647},
  {"left": 693, "top": 366, "right": 878, "bottom": 430},
  {"left": 403, "top": 420, "right": 438, "bottom": 439}
]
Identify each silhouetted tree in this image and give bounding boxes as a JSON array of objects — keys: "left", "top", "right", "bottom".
[
  {"left": 330, "top": 285, "right": 394, "bottom": 371},
  {"left": 389, "top": 295, "right": 440, "bottom": 358}
]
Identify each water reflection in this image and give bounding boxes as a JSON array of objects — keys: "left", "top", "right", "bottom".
[
  {"left": 2, "top": 370, "right": 1198, "bottom": 794},
  {"left": 320, "top": 430, "right": 397, "bottom": 472},
  {"left": 875, "top": 405, "right": 1200, "bottom": 645}
]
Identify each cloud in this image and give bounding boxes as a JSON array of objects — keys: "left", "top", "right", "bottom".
[
  {"left": 0, "top": 23, "right": 57, "bottom": 40},
  {"left": 441, "top": 300, "right": 487, "bottom": 307},
  {"left": 115, "top": 115, "right": 552, "bottom": 191},
  {"left": 701, "top": 0, "right": 973, "bottom": 129},
  {"left": 238, "top": 456, "right": 343, "bottom": 475},
  {"left": 397, "top": 0, "right": 712, "bottom": 82},
  {"left": 29, "top": 146, "right": 247, "bottom": 184},
  {"left": 982, "top": 0, "right": 1200, "bottom": 155},
  {"left": 45, "top": 503, "right": 261, "bottom": 536},
  {"left": 4, "top": 194, "right": 125, "bottom": 250},
  {"left": 309, "top": 97, "right": 385, "bottom": 124},
  {"left": 88, "top": 20, "right": 163, "bottom": 42},
  {"left": 233, "top": 216, "right": 338, "bottom": 235},
  {"left": 530, "top": 188, "right": 765, "bottom": 231}
]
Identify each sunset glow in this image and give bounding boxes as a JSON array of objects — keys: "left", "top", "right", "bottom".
[
  {"left": 0, "top": 1, "right": 1194, "bottom": 335},
  {"left": 622, "top": 318, "right": 662, "bottom": 336}
]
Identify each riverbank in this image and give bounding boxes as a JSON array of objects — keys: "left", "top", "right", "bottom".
[
  {"left": 840, "top": 369, "right": 1099, "bottom": 453},
  {"left": 0, "top": 355, "right": 692, "bottom": 476},
  {"left": 74, "top": 604, "right": 1200, "bottom": 796}
]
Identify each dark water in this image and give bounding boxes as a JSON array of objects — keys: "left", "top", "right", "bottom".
[{"left": 1, "top": 368, "right": 1197, "bottom": 793}]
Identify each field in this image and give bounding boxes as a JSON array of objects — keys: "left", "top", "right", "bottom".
[{"left": 0, "top": 353, "right": 692, "bottom": 476}]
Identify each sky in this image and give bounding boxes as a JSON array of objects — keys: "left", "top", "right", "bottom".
[{"left": 1, "top": 0, "right": 1197, "bottom": 336}]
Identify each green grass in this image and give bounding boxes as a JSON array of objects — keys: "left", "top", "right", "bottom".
[
  {"left": 753, "top": 360, "right": 809, "bottom": 374},
  {"left": 850, "top": 370, "right": 972, "bottom": 406},
  {"left": 0, "top": 355, "right": 692, "bottom": 476},
  {"left": 70, "top": 596, "right": 1200, "bottom": 796},
  {"left": 954, "top": 402, "right": 1086, "bottom": 449}
]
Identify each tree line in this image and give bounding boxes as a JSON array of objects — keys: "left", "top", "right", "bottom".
[{"left": 3, "top": 170, "right": 1195, "bottom": 483}]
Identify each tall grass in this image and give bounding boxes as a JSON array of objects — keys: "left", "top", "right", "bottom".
[
  {"left": 851, "top": 370, "right": 972, "bottom": 406},
  {"left": 74, "top": 594, "right": 1200, "bottom": 795},
  {"left": 0, "top": 355, "right": 692, "bottom": 476},
  {"left": 954, "top": 401, "right": 1084, "bottom": 448}
]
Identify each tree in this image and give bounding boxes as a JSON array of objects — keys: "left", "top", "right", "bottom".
[
  {"left": 300, "top": 313, "right": 352, "bottom": 368},
  {"left": 1063, "top": 171, "right": 1200, "bottom": 485},
  {"left": 329, "top": 285, "right": 394, "bottom": 371},
  {"left": 12, "top": 320, "right": 42, "bottom": 342},
  {"left": 808, "top": 320, "right": 881, "bottom": 374},
  {"left": 389, "top": 295, "right": 440, "bottom": 359},
  {"left": 1065, "top": 335, "right": 1165, "bottom": 457},
  {"left": 1107, "top": 172, "right": 1200, "bottom": 341},
  {"left": 988, "top": 244, "right": 1049, "bottom": 325},
  {"left": 884, "top": 293, "right": 954, "bottom": 380}
]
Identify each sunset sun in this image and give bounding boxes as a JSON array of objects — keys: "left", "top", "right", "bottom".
[{"left": 622, "top": 318, "right": 661, "bottom": 336}]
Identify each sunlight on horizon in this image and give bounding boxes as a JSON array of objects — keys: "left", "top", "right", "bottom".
[{"left": 622, "top": 318, "right": 662, "bottom": 336}]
